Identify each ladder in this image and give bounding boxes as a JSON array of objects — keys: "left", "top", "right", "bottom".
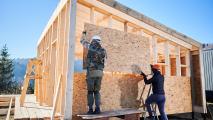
[{"left": 139, "top": 83, "right": 159, "bottom": 120}]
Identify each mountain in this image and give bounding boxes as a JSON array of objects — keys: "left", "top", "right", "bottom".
[{"left": 13, "top": 58, "right": 29, "bottom": 85}]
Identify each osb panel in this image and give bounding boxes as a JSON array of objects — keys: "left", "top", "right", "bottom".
[
  {"left": 72, "top": 73, "right": 192, "bottom": 119},
  {"left": 83, "top": 23, "right": 151, "bottom": 74},
  {"left": 72, "top": 73, "right": 145, "bottom": 119},
  {"left": 164, "top": 76, "right": 192, "bottom": 114}
]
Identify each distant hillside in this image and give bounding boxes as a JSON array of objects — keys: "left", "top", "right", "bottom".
[{"left": 13, "top": 58, "right": 29, "bottom": 85}]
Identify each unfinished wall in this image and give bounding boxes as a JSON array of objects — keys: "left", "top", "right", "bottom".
[
  {"left": 72, "top": 73, "right": 192, "bottom": 117},
  {"left": 36, "top": 0, "right": 71, "bottom": 114}
]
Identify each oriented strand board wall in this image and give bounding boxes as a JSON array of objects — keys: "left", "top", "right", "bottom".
[
  {"left": 83, "top": 23, "right": 151, "bottom": 73},
  {"left": 72, "top": 73, "right": 192, "bottom": 117},
  {"left": 164, "top": 76, "right": 192, "bottom": 113},
  {"left": 72, "top": 73, "right": 146, "bottom": 116}
]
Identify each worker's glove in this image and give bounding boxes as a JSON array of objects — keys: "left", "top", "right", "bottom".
[
  {"left": 82, "top": 31, "right": 86, "bottom": 35},
  {"left": 140, "top": 71, "right": 146, "bottom": 77},
  {"left": 80, "top": 31, "right": 87, "bottom": 43}
]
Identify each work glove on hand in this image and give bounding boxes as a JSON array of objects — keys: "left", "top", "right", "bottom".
[
  {"left": 80, "top": 31, "right": 87, "bottom": 43},
  {"left": 140, "top": 71, "right": 146, "bottom": 77}
]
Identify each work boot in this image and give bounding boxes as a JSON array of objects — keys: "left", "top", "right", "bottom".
[
  {"left": 93, "top": 107, "right": 101, "bottom": 114},
  {"left": 87, "top": 108, "right": 93, "bottom": 114}
]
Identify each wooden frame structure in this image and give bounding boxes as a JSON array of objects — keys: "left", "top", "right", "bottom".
[{"left": 19, "top": 0, "right": 207, "bottom": 119}]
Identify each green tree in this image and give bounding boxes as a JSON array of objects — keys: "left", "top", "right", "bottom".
[{"left": 0, "top": 44, "right": 17, "bottom": 94}]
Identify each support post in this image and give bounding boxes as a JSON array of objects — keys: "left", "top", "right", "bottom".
[
  {"left": 64, "top": 0, "right": 77, "bottom": 119},
  {"left": 20, "top": 76, "right": 30, "bottom": 106},
  {"left": 108, "top": 15, "right": 113, "bottom": 28},
  {"left": 176, "top": 46, "right": 181, "bottom": 76},
  {"left": 152, "top": 35, "right": 158, "bottom": 64},
  {"left": 90, "top": 7, "right": 95, "bottom": 24},
  {"left": 124, "top": 22, "right": 128, "bottom": 32},
  {"left": 140, "top": 29, "right": 144, "bottom": 36},
  {"left": 199, "top": 50, "right": 207, "bottom": 113},
  {"left": 51, "top": 75, "right": 62, "bottom": 120},
  {"left": 186, "top": 50, "right": 191, "bottom": 77},
  {"left": 164, "top": 41, "right": 170, "bottom": 76}
]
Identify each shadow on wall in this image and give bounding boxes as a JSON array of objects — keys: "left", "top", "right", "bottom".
[{"left": 118, "top": 64, "right": 143, "bottom": 109}]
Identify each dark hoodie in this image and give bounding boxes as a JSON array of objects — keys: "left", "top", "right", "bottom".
[{"left": 142, "top": 70, "right": 165, "bottom": 95}]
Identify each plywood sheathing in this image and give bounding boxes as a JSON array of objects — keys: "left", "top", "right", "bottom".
[
  {"left": 72, "top": 73, "right": 192, "bottom": 117},
  {"left": 82, "top": 23, "right": 151, "bottom": 73}
]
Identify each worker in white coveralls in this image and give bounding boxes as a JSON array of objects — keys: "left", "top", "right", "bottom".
[{"left": 80, "top": 31, "right": 107, "bottom": 114}]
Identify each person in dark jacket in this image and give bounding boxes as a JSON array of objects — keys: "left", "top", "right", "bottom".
[
  {"left": 140, "top": 64, "right": 168, "bottom": 120},
  {"left": 80, "top": 31, "right": 106, "bottom": 114}
]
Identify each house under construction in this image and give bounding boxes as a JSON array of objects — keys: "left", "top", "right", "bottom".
[{"left": 13, "top": 0, "right": 207, "bottom": 119}]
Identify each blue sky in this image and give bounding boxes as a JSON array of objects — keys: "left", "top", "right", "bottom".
[{"left": 0, "top": 0, "right": 213, "bottom": 58}]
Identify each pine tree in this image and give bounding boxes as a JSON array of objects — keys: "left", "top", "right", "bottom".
[{"left": 0, "top": 44, "right": 15, "bottom": 94}]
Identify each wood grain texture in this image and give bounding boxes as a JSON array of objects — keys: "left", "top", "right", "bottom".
[
  {"left": 83, "top": 23, "right": 151, "bottom": 74},
  {"left": 72, "top": 73, "right": 192, "bottom": 119}
]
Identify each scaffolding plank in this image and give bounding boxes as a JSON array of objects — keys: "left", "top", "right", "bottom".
[{"left": 78, "top": 108, "right": 144, "bottom": 119}]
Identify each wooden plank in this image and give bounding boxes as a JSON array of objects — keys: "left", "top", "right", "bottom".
[
  {"left": 152, "top": 35, "right": 158, "bottom": 64},
  {"left": 15, "top": 95, "right": 53, "bottom": 119},
  {"left": 78, "top": 108, "right": 144, "bottom": 119},
  {"left": 164, "top": 41, "right": 170, "bottom": 76},
  {"left": 0, "top": 96, "right": 15, "bottom": 102},
  {"left": 185, "top": 50, "right": 190, "bottom": 77},
  {"left": 59, "top": 1, "right": 70, "bottom": 114},
  {"left": 14, "top": 96, "right": 22, "bottom": 119},
  {"left": 29, "top": 95, "right": 51, "bottom": 119},
  {"left": 108, "top": 15, "right": 113, "bottom": 28},
  {"left": 20, "top": 76, "right": 30, "bottom": 106},
  {"left": 51, "top": 75, "right": 62, "bottom": 120},
  {"left": 25, "top": 96, "right": 38, "bottom": 119},
  {"left": 124, "top": 22, "right": 128, "bottom": 32},
  {"left": 199, "top": 50, "right": 207, "bottom": 113},
  {"left": 0, "top": 101, "right": 15, "bottom": 107},
  {"left": 39, "top": 69, "right": 43, "bottom": 105},
  {"left": 90, "top": 7, "right": 95, "bottom": 24},
  {"left": 176, "top": 46, "right": 181, "bottom": 76},
  {"left": 6, "top": 98, "right": 13, "bottom": 120},
  {"left": 64, "top": 0, "right": 77, "bottom": 119},
  {"left": 20, "top": 103, "right": 30, "bottom": 119},
  {"left": 140, "top": 29, "right": 144, "bottom": 36},
  {"left": 0, "top": 108, "right": 14, "bottom": 115}
]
